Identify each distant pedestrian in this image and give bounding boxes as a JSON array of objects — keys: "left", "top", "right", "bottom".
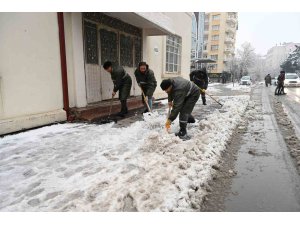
[
  {"left": 134, "top": 62, "right": 157, "bottom": 112},
  {"left": 275, "top": 70, "right": 286, "bottom": 95},
  {"left": 265, "top": 74, "right": 272, "bottom": 87},
  {"left": 103, "top": 61, "right": 132, "bottom": 117}
]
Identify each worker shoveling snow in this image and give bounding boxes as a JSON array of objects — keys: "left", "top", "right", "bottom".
[{"left": 0, "top": 95, "right": 249, "bottom": 211}]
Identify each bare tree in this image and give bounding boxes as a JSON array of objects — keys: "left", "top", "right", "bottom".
[
  {"left": 237, "top": 42, "right": 256, "bottom": 78},
  {"left": 228, "top": 57, "right": 240, "bottom": 86},
  {"left": 248, "top": 54, "right": 267, "bottom": 81}
]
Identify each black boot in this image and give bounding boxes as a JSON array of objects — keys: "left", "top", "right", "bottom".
[
  {"left": 175, "top": 122, "right": 187, "bottom": 137},
  {"left": 202, "top": 96, "right": 207, "bottom": 105},
  {"left": 117, "top": 100, "right": 127, "bottom": 117},
  {"left": 187, "top": 115, "right": 195, "bottom": 123}
]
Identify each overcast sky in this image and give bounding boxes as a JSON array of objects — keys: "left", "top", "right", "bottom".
[{"left": 236, "top": 12, "right": 300, "bottom": 55}]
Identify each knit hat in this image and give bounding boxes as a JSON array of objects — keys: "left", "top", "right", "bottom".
[{"left": 160, "top": 79, "right": 172, "bottom": 90}]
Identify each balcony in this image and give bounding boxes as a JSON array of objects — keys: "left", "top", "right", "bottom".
[
  {"left": 226, "top": 26, "right": 236, "bottom": 33},
  {"left": 226, "top": 16, "right": 237, "bottom": 24},
  {"left": 223, "top": 56, "right": 232, "bottom": 62},
  {"left": 225, "top": 37, "right": 235, "bottom": 44},
  {"left": 224, "top": 48, "right": 234, "bottom": 53}
]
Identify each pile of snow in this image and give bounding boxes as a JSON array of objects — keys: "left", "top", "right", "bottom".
[
  {"left": 0, "top": 95, "right": 250, "bottom": 212},
  {"left": 225, "top": 83, "right": 251, "bottom": 93}
]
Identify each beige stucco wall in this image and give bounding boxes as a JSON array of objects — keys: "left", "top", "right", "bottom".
[
  {"left": 0, "top": 13, "right": 66, "bottom": 135},
  {"left": 143, "top": 12, "right": 193, "bottom": 99}
]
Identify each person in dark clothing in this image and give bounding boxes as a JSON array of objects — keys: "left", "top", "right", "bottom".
[
  {"left": 134, "top": 62, "right": 157, "bottom": 112},
  {"left": 103, "top": 61, "right": 132, "bottom": 117},
  {"left": 189, "top": 68, "right": 209, "bottom": 105},
  {"left": 265, "top": 74, "right": 272, "bottom": 87},
  {"left": 275, "top": 70, "right": 286, "bottom": 95},
  {"left": 161, "top": 77, "right": 200, "bottom": 138},
  {"left": 221, "top": 74, "right": 226, "bottom": 84}
]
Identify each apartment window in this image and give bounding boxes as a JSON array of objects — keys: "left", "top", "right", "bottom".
[
  {"left": 211, "top": 45, "right": 219, "bottom": 51},
  {"left": 211, "top": 64, "right": 218, "bottom": 70},
  {"left": 212, "top": 35, "right": 219, "bottom": 41},
  {"left": 212, "top": 25, "right": 220, "bottom": 31},
  {"left": 212, "top": 15, "right": 220, "bottom": 20},
  {"left": 204, "top": 25, "right": 209, "bottom": 31},
  {"left": 204, "top": 44, "right": 207, "bottom": 50},
  {"left": 166, "top": 35, "right": 182, "bottom": 73},
  {"left": 211, "top": 55, "right": 218, "bottom": 60},
  {"left": 204, "top": 35, "right": 208, "bottom": 41}
]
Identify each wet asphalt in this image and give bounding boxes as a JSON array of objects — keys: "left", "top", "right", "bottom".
[{"left": 224, "top": 85, "right": 300, "bottom": 211}]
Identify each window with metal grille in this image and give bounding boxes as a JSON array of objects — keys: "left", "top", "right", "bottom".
[
  {"left": 166, "top": 35, "right": 182, "bottom": 73},
  {"left": 120, "top": 34, "right": 133, "bottom": 67},
  {"left": 99, "top": 28, "right": 118, "bottom": 64},
  {"left": 84, "top": 21, "right": 98, "bottom": 64}
]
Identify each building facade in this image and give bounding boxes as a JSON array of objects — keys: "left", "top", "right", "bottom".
[
  {"left": 0, "top": 12, "right": 193, "bottom": 135},
  {"left": 191, "top": 12, "right": 205, "bottom": 70},
  {"left": 265, "top": 42, "right": 300, "bottom": 75},
  {"left": 202, "top": 12, "right": 238, "bottom": 74}
]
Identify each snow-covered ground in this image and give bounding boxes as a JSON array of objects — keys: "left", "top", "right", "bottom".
[
  {"left": 0, "top": 95, "right": 250, "bottom": 211},
  {"left": 225, "top": 83, "right": 251, "bottom": 93}
]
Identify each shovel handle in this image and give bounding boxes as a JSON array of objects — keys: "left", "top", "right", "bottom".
[
  {"left": 141, "top": 88, "right": 152, "bottom": 113},
  {"left": 108, "top": 96, "right": 114, "bottom": 117},
  {"left": 200, "top": 88, "right": 223, "bottom": 107}
]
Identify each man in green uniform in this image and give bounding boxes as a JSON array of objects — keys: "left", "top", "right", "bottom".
[
  {"left": 160, "top": 76, "right": 200, "bottom": 138},
  {"left": 103, "top": 61, "right": 132, "bottom": 117},
  {"left": 190, "top": 67, "right": 209, "bottom": 105},
  {"left": 134, "top": 62, "right": 157, "bottom": 112}
]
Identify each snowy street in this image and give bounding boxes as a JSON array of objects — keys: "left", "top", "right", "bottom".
[
  {"left": 202, "top": 84, "right": 300, "bottom": 211},
  {"left": 0, "top": 85, "right": 250, "bottom": 211}
]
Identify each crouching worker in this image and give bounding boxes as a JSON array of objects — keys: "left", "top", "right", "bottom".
[
  {"left": 134, "top": 62, "right": 157, "bottom": 112},
  {"left": 103, "top": 61, "right": 132, "bottom": 117},
  {"left": 161, "top": 77, "right": 200, "bottom": 138}
]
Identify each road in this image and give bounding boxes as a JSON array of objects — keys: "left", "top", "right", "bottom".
[
  {"left": 202, "top": 84, "right": 300, "bottom": 212},
  {"left": 279, "top": 87, "right": 300, "bottom": 137}
]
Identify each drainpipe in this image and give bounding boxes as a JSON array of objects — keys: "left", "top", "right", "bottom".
[{"left": 57, "top": 12, "right": 70, "bottom": 120}]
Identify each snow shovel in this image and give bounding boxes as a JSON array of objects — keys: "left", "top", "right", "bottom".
[
  {"left": 141, "top": 88, "right": 152, "bottom": 113},
  {"left": 200, "top": 88, "right": 223, "bottom": 107},
  {"left": 99, "top": 96, "right": 117, "bottom": 124},
  {"left": 166, "top": 105, "right": 171, "bottom": 133}
]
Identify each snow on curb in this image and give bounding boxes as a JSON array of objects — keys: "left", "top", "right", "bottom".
[{"left": 0, "top": 96, "right": 250, "bottom": 212}]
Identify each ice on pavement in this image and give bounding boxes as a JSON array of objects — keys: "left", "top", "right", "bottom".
[{"left": 0, "top": 95, "right": 250, "bottom": 211}]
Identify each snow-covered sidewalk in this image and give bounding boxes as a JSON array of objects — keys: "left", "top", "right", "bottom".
[{"left": 0, "top": 95, "right": 250, "bottom": 211}]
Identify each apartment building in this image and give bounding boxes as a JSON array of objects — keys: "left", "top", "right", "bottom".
[
  {"left": 265, "top": 42, "right": 300, "bottom": 75},
  {"left": 203, "top": 12, "right": 238, "bottom": 74}
]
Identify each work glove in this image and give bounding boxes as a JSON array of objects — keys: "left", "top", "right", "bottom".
[
  {"left": 165, "top": 119, "right": 171, "bottom": 130},
  {"left": 200, "top": 88, "right": 206, "bottom": 94}
]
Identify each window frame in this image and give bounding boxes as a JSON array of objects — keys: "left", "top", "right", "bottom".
[{"left": 165, "top": 35, "right": 182, "bottom": 74}]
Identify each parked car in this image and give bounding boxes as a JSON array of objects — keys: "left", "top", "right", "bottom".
[
  {"left": 240, "top": 76, "right": 252, "bottom": 85},
  {"left": 285, "top": 73, "right": 300, "bottom": 87},
  {"left": 272, "top": 76, "right": 278, "bottom": 86}
]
